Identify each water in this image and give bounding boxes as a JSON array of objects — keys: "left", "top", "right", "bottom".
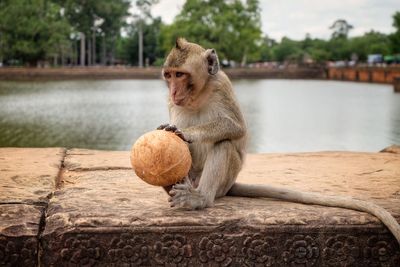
[{"left": 0, "top": 79, "right": 399, "bottom": 153}]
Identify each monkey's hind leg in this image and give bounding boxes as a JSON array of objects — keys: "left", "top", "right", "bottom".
[{"left": 169, "top": 140, "right": 241, "bottom": 210}]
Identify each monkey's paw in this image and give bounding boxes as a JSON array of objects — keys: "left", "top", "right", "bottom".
[
  {"left": 168, "top": 179, "right": 206, "bottom": 210},
  {"left": 157, "top": 123, "right": 191, "bottom": 143}
]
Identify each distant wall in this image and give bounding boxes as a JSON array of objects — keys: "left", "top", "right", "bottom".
[
  {"left": 328, "top": 67, "right": 400, "bottom": 84},
  {"left": 395, "top": 77, "right": 400, "bottom": 92},
  {"left": 225, "top": 67, "right": 326, "bottom": 79},
  {"left": 0, "top": 67, "right": 162, "bottom": 80},
  {"left": 7, "top": 67, "right": 400, "bottom": 83},
  {"left": 0, "top": 67, "right": 326, "bottom": 81}
]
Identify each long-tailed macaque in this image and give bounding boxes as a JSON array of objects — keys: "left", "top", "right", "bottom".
[{"left": 158, "top": 38, "right": 400, "bottom": 244}]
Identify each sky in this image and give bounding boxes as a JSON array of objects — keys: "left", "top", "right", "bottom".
[{"left": 150, "top": 0, "right": 399, "bottom": 40}]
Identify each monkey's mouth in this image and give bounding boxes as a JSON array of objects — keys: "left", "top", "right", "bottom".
[{"left": 173, "top": 98, "right": 185, "bottom": 106}]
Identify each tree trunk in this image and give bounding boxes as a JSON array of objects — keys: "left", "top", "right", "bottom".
[
  {"left": 72, "top": 40, "right": 77, "bottom": 65},
  {"left": 241, "top": 47, "right": 248, "bottom": 67},
  {"left": 102, "top": 34, "right": 106, "bottom": 65},
  {"left": 110, "top": 35, "right": 116, "bottom": 65},
  {"left": 138, "top": 23, "right": 143, "bottom": 68},
  {"left": 92, "top": 30, "right": 96, "bottom": 65},
  {"left": 88, "top": 37, "right": 92, "bottom": 66},
  {"left": 80, "top": 32, "right": 85, "bottom": 66},
  {"left": 60, "top": 44, "right": 65, "bottom": 66}
]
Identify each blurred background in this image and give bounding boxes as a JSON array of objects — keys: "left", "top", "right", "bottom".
[
  {"left": 0, "top": 0, "right": 399, "bottom": 153},
  {"left": 0, "top": 0, "right": 399, "bottom": 67}
]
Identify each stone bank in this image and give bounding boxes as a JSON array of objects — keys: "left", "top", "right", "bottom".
[{"left": 0, "top": 147, "right": 399, "bottom": 266}]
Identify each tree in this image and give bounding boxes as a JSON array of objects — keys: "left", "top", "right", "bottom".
[
  {"left": 350, "top": 31, "right": 390, "bottom": 60},
  {"left": 259, "top": 35, "right": 277, "bottom": 61},
  {"left": 0, "top": 0, "right": 71, "bottom": 66},
  {"left": 160, "top": 0, "right": 263, "bottom": 65},
  {"left": 117, "top": 17, "right": 163, "bottom": 66},
  {"left": 271, "top": 37, "right": 302, "bottom": 62},
  {"left": 299, "top": 36, "right": 331, "bottom": 63},
  {"left": 327, "top": 36, "right": 351, "bottom": 60},
  {"left": 307, "top": 39, "right": 331, "bottom": 63},
  {"left": 98, "top": 1, "right": 130, "bottom": 64},
  {"left": 131, "top": 0, "right": 159, "bottom": 67},
  {"left": 330, "top": 19, "right": 353, "bottom": 39},
  {"left": 389, "top": 11, "right": 400, "bottom": 53},
  {"left": 60, "top": 0, "right": 130, "bottom": 65}
]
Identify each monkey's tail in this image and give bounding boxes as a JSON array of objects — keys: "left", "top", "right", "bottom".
[{"left": 228, "top": 182, "right": 400, "bottom": 244}]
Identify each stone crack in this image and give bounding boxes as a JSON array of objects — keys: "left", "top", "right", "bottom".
[{"left": 37, "top": 148, "right": 67, "bottom": 266}]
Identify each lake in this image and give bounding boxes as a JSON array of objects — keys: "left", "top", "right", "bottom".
[{"left": 0, "top": 79, "right": 399, "bottom": 153}]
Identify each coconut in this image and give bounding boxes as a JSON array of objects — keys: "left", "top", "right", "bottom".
[{"left": 130, "top": 130, "right": 191, "bottom": 186}]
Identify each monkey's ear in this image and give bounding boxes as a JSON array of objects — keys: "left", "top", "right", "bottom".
[
  {"left": 205, "top": 49, "right": 219, "bottom": 75},
  {"left": 175, "top": 37, "right": 186, "bottom": 50}
]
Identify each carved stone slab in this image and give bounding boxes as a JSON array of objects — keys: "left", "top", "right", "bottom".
[
  {"left": 62, "top": 148, "right": 131, "bottom": 172},
  {"left": 0, "top": 147, "right": 65, "bottom": 204},
  {"left": 240, "top": 152, "right": 400, "bottom": 214},
  {"left": 0, "top": 148, "right": 65, "bottom": 267},
  {"left": 41, "top": 150, "right": 400, "bottom": 266},
  {"left": 0, "top": 205, "right": 42, "bottom": 266}
]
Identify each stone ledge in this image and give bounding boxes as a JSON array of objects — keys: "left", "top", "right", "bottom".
[
  {"left": 0, "top": 148, "right": 65, "bottom": 266},
  {"left": 0, "top": 148, "right": 65, "bottom": 204},
  {"left": 0, "top": 148, "right": 399, "bottom": 266}
]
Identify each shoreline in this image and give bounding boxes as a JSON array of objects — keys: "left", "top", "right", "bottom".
[
  {"left": 1, "top": 67, "right": 399, "bottom": 90},
  {"left": 0, "top": 66, "right": 325, "bottom": 81}
]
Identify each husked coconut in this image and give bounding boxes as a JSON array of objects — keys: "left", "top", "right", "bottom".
[{"left": 130, "top": 130, "right": 191, "bottom": 186}]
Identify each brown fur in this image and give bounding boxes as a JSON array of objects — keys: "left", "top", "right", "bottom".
[
  {"left": 160, "top": 39, "right": 400, "bottom": 244},
  {"left": 164, "top": 38, "right": 206, "bottom": 69}
]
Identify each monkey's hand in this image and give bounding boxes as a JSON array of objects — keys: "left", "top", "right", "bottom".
[
  {"left": 157, "top": 124, "right": 192, "bottom": 143},
  {"left": 168, "top": 177, "right": 207, "bottom": 210}
]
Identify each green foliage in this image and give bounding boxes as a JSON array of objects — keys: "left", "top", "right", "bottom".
[
  {"left": 60, "top": 0, "right": 129, "bottom": 35},
  {"left": 0, "top": 0, "right": 71, "bottom": 65},
  {"left": 263, "top": 14, "right": 397, "bottom": 64},
  {"left": 266, "top": 36, "right": 331, "bottom": 63},
  {"left": 0, "top": 0, "right": 398, "bottom": 66},
  {"left": 272, "top": 37, "right": 302, "bottom": 62},
  {"left": 258, "top": 36, "right": 276, "bottom": 61},
  {"left": 159, "top": 0, "right": 263, "bottom": 64},
  {"left": 305, "top": 38, "right": 331, "bottom": 62},
  {"left": 389, "top": 11, "right": 400, "bottom": 53},
  {"left": 117, "top": 17, "right": 163, "bottom": 66},
  {"left": 350, "top": 31, "right": 391, "bottom": 60},
  {"left": 60, "top": 0, "right": 130, "bottom": 64},
  {"left": 116, "top": 0, "right": 161, "bottom": 66},
  {"left": 393, "top": 11, "right": 400, "bottom": 30}
]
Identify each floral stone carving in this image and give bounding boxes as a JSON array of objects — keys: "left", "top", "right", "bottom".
[
  {"left": 60, "top": 234, "right": 102, "bottom": 266},
  {"left": 154, "top": 234, "right": 192, "bottom": 266},
  {"left": 242, "top": 233, "right": 277, "bottom": 266},
  {"left": 0, "top": 237, "right": 36, "bottom": 267},
  {"left": 364, "top": 236, "right": 400, "bottom": 266},
  {"left": 198, "top": 233, "right": 236, "bottom": 266},
  {"left": 282, "top": 234, "right": 320, "bottom": 266},
  {"left": 323, "top": 235, "right": 360, "bottom": 266},
  {"left": 20, "top": 238, "right": 37, "bottom": 266},
  {"left": 0, "top": 237, "right": 18, "bottom": 266},
  {"left": 108, "top": 233, "right": 149, "bottom": 265}
]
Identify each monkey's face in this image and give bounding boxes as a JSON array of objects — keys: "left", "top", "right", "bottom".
[
  {"left": 162, "top": 38, "right": 220, "bottom": 109},
  {"left": 163, "top": 69, "right": 193, "bottom": 107}
]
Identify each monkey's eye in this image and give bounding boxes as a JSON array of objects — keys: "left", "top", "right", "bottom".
[
  {"left": 175, "top": 72, "right": 185, "bottom": 78},
  {"left": 164, "top": 72, "right": 171, "bottom": 79}
]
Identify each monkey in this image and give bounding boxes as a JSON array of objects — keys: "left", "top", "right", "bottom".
[{"left": 158, "top": 37, "right": 400, "bottom": 244}]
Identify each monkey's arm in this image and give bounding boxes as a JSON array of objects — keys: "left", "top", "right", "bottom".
[
  {"left": 228, "top": 183, "right": 400, "bottom": 244},
  {"left": 182, "top": 117, "right": 246, "bottom": 143}
]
